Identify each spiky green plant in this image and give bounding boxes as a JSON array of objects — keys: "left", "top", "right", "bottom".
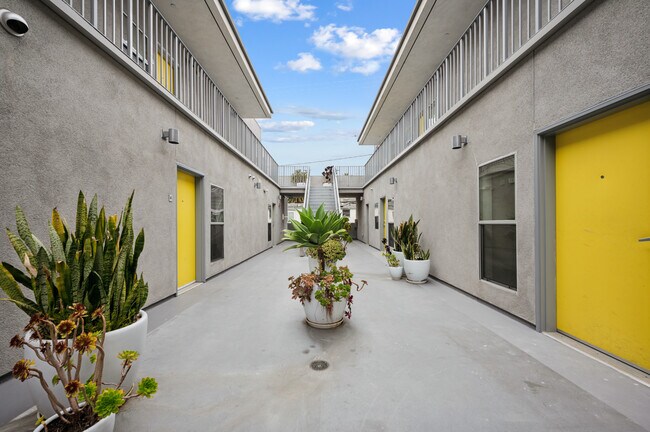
[
  {"left": 0, "top": 191, "right": 148, "bottom": 331},
  {"left": 283, "top": 204, "right": 350, "bottom": 272},
  {"left": 399, "top": 216, "right": 429, "bottom": 260}
]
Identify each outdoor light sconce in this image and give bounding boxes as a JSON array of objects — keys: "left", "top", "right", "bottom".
[
  {"left": 0, "top": 9, "right": 29, "bottom": 37},
  {"left": 162, "top": 128, "right": 179, "bottom": 144},
  {"left": 389, "top": 177, "right": 398, "bottom": 185},
  {"left": 452, "top": 135, "right": 467, "bottom": 149}
]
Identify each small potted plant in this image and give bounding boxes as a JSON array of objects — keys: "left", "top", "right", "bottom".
[
  {"left": 400, "top": 216, "right": 431, "bottom": 283},
  {"left": 382, "top": 252, "right": 403, "bottom": 281},
  {"left": 283, "top": 205, "right": 367, "bottom": 328},
  {"left": 306, "top": 238, "right": 348, "bottom": 272},
  {"left": 9, "top": 305, "right": 157, "bottom": 432},
  {"left": 0, "top": 191, "right": 149, "bottom": 415},
  {"left": 322, "top": 166, "right": 334, "bottom": 186},
  {"left": 390, "top": 224, "right": 407, "bottom": 271},
  {"left": 290, "top": 169, "right": 308, "bottom": 187},
  {"left": 289, "top": 265, "right": 366, "bottom": 328}
]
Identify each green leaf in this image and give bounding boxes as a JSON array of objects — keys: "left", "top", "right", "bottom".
[
  {"left": 51, "top": 375, "right": 60, "bottom": 386},
  {"left": 49, "top": 223, "right": 66, "bottom": 263},
  {"left": 0, "top": 265, "right": 39, "bottom": 315},
  {"left": 94, "top": 388, "right": 125, "bottom": 418},
  {"left": 15, "top": 207, "right": 38, "bottom": 255},
  {"left": 136, "top": 377, "right": 158, "bottom": 398},
  {"left": 6, "top": 229, "right": 32, "bottom": 263},
  {"left": 1, "top": 262, "right": 33, "bottom": 290},
  {"left": 75, "top": 191, "right": 88, "bottom": 240}
]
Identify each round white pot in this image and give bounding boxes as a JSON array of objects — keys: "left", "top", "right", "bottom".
[
  {"left": 388, "top": 266, "right": 403, "bottom": 281},
  {"left": 35, "top": 411, "right": 115, "bottom": 432},
  {"left": 404, "top": 259, "right": 430, "bottom": 283},
  {"left": 25, "top": 311, "right": 148, "bottom": 416},
  {"left": 302, "top": 285, "right": 346, "bottom": 329},
  {"left": 392, "top": 251, "right": 405, "bottom": 277}
]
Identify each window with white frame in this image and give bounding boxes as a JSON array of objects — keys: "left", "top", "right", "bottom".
[
  {"left": 479, "top": 155, "right": 517, "bottom": 290},
  {"left": 387, "top": 199, "right": 395, "bottom": 247},
  {"left": 374, "top": 203, "right": 379, "bottom": 230},
  {"left": 210, "top": 185, "right": 224, "bottom": 262}
]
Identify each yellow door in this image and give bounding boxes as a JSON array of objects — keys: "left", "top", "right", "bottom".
[
  {"left": 556, "top": 100, "right": 650, "bottom": 371},
  {"left": 177, "top": 170, "right": 196, "bottom": 288}
]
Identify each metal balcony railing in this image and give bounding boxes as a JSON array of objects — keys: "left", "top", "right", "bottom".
[
  {"left": 60, "top": 0, "right": 278, "bottom": 181},
  {"left": 365, "top": 0, "right": 577, "bottom": 183},
  {"left": 334, "top": 166, "right": 366, "bottom": 188},
  {"left": 278, "top": 165, "right": 310, "bottom": 188}
]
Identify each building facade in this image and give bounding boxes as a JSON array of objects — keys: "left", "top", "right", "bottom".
[
  {"left": 0, "top": 0, "right": 284, "bottom": 393},
  {"left": 357, "top": 0, "right": 649, "bottom": 371}
]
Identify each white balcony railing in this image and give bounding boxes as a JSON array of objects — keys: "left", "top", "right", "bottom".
[
  {"left": 60, "top": 0, "right": 278, "bottom": 181},
  {"left": 365, "top": 0, "right": 578, "bottom": 183}
]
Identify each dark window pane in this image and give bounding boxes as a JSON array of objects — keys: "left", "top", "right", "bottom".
[
  {"left": 268, "top": 223, "right": 272, "bottom": 242},
  {"left": 375, "top": 216, "right": 379, "bottom": 230},
  {"left": 388, "top": 223, "right": 394, "bottom": 247},
  {"left": 481, "top": 224, "right": 517, "bottom": 289},
  {"left": 210, "top": 224, "right": 224, "bottom": 262}
]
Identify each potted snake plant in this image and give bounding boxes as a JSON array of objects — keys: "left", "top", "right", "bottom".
[
  {"left": 399, "top": 216, "right": 431, "bottom": 283},
  {"left": 0, "top": 191, "right": 149, "bottom": 415},
  {"left": 382, "top": 252, "right": 403, "bottom": 281}
]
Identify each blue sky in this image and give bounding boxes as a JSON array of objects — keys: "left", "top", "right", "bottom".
[{"left": 230, "top": 0, "right": 414, "bottom": 173}]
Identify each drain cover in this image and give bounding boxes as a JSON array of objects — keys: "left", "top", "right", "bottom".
[{"left": 310, "top": 360, "right": 329, "bottom": 371}]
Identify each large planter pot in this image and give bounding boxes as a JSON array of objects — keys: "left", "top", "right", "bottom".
[
  {"left": 302, "top": 285, "right": 346, "bottom": 329},
  {"left": 392, "top": 251, "right": 405, "bottom": 276},
  {"left": 35, "top": 411, "right": 115, "bottom": 432},
  {"left": 388, "top": 266, "right": 403, "bottom": 281},
  {"left": 25, "top": 311, "right": 148, "bottom": 416},
  {"left": 404, "top": 259, "right": 430, "bottom": 284}
]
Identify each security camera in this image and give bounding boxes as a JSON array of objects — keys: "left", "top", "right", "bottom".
[{"left": 0, "top": 9, "right": 29, "bottom": 37}]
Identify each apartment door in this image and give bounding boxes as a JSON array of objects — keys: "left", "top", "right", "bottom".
[
  {"left": 556, "top": 100, "right": 650, "bottom": 371},
  {"left": 177, "top": 170, "right": 197, "bottom": 288}
]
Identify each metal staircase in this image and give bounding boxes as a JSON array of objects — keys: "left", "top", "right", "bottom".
[{"left": 307, "top": 176, "right": 338, "bottom": 213}]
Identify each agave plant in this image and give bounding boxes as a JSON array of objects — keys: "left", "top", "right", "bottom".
[
  {"left": 0, "top": 191, "right": 148, "bottom": 331},
  {"left": 283, "top": 204, "right": 350, "bottom": 271}
]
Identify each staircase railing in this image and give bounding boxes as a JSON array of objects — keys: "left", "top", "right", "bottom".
[
  {"left": 303, "top": 167, "right": 311, "bottom": 210},
  {"left": 332, "top": 167, "right": 342, "bottom": 215}
]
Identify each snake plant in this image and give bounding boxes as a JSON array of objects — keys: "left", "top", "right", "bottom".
[{"left": 0, "top": 191, "right": 148, "bottom": 331}]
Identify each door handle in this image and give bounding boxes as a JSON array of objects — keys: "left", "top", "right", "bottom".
[{"left": 639, "top": 237, "right": 650, "bottom": 242}]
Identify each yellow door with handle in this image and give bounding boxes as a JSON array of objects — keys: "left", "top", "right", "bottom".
[
  {"left": 177, "top": 170, "right": 196, "bottom": 288},
  {"left": 556, "top": 100, "right": 650, "bottom": 371}
]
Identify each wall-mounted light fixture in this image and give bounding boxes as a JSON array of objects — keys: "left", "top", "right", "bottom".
[
  {"left": 0, "top": 9, "right": 29, "bottom": 37},
  {"left": 162, "top": 128, "right": 179, "bottom": 144},
  {"left": 452, "top": 135, "right": 467, "bottom": 150},
  {"left": 389, "top": 177, "right": 397, "bottom": 185}
]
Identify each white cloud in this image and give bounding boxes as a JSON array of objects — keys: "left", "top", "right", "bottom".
[
  {"left": 336, "top": 1, "right": 353, "bottom": 12},
  {"left": 283, "top": 106, "right": 351, "bottom": 120},
  {"left": 259, "top": 120, "right": 315, "bottom": 132},
  {"left": 232, "top": 0, "right": 316, "bottom": 22},
  {"left": 286, "top": 53, "right": 322, "bottom": 73},
  {"left": 311, "top": 24, "right": 400, "bottom": 60},
  {"left": 310, "top": 24, "right": 400, "bottom": 74}
]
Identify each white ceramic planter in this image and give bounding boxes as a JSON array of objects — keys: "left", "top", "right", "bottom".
[
  {"left": 25, "top": 311, "right": 148, "bottom": 416},
  {"left": 388, "top": 266, "right": 403, "bottom": 281},
  {"left": 404, "top": 259, "right": 430, "bottom": 283},
  {"left": 296, "top": 182, "right": 306, "bottom": 187},
  {"left": 35, "top": 410, "right": 115, "bottom": 432},
  {"left": 302, "top": 285, "right": 346, "bottom": 329}
]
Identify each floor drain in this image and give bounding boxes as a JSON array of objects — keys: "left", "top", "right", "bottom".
[{"left": 310, "top": 360, "right": 329, "bottom": 371}]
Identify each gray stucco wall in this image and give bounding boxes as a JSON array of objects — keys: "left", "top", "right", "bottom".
[
  {"left": 360, "top": 0, "right": 650, "bottom": 324},
  {"left": 0, "top": 0, "right": 280, "bottom": 376}
]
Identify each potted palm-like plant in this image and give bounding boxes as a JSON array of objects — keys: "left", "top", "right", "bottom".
[
  {"left": 400, "top": 216, "right": 431, "bottom": 284},
  {"left": 0, "top": 191, "right": 149, "bottom": 415},
  {"left": 283, "top": 205, "right": 366, "bottom": 328},
  {"left": 290, "top": 169, "right": 308, "bottom": 187},
  {"left": 390, "top": 223, "right": 406, "bottom": 272},
  {"left": 10, "top": 305, "right": 157, "bottom": 432}
]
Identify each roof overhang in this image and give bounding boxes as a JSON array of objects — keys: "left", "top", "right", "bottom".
[
  {"left": 153, "top": 0, "right": 272, "bottom": 118},
  {"left": 358, "top": 0, "right": 486, "bottom": 145}
]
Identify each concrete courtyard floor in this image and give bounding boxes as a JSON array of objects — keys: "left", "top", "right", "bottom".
[
  {"left": 108, "top": 241, "right": 650, "bottom": 431},
  {"left": 5, "top": 241, "right": 649, "bottom": 431}
]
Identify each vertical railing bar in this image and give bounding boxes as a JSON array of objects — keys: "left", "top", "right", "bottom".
[
  {"left": 102, "top": 0, "right": 106, "bottom": 34},
  {"left": 127, "top": 0, "right": 133, "bottom": 58},
  {"left": 502, "top": 0, "right": 509, "bottom": 62},
  {"left": 535, "top": 0, "right": 541, "bottom": 32},
  {"left": 547, "top": 0, "right": 551, "bottom": 24},
  {"left": 148, "top": 2, "right": 153, "bottom": 77},
  {"left": 510, "top": 0, "right": 514, "bottom": 55},
  {"left": 135, "top": 0, "right": 139, "bottom": 64},
  {"left": 518, "top": 0, "right": 522, "bottom": 49}
]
